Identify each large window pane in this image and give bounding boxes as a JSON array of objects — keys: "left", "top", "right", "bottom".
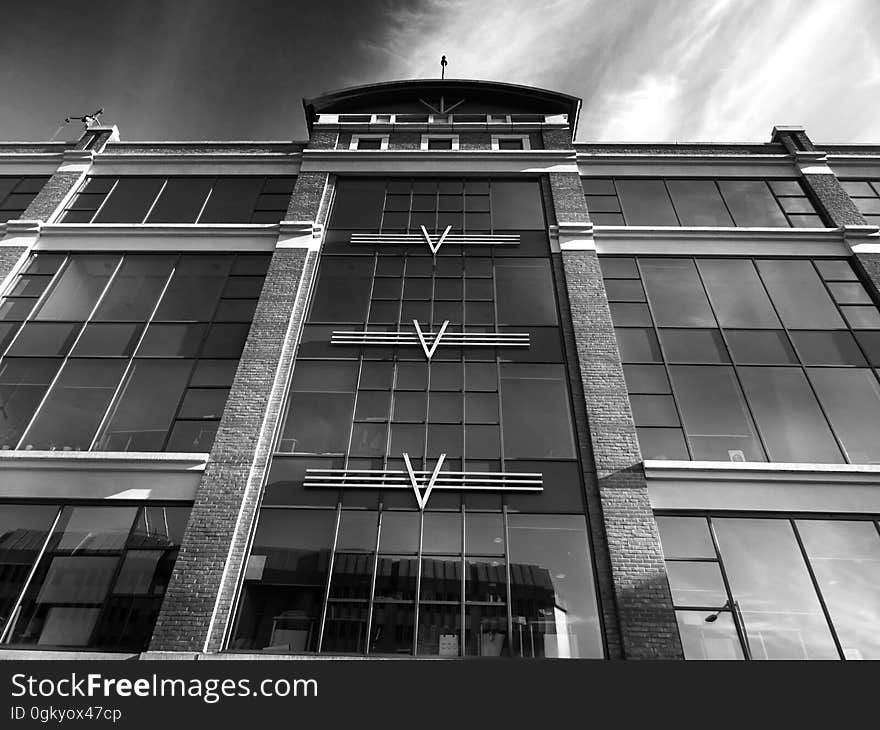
[
  {"left": 34, "top": 255, "right": 120, "bottom": 321},
  {"left": 640, "top": 259, "right": 715, "bottom": 327},
  {"left": 330, "top": 179, "right": 385, "bottom": 230},
  {"left": 676, "top": 611, "right": 744, "bottom": 660},
  {"left": 717, "top": 181, "right": 788, "bottom": 227},
  {"left": 697, "top": 259, "right": 780, "bottom": 328},
  {"left": 96, "top": 359, "right": 193, "bottom": 451},
  {"left": 738, "top": 367, "right": 842, "bottom": 463},
  {"left": 807, "top": 369, "right": 880, "bottom": 464},
  {"left": 507, "top": 514, "right": 602, "bottom": 658},
  {"left": 198, "top": 177, "right": 263, "bottom": 223},
  {"left": 145, "top": 178, "right": 212, "bottom": 223},
  {"left": 668, "top": 366, "right": 765, "bottom": 461},
  {"left": 309, "top": 257, "right": 374, "bottom": 323},
  {"left": 92, "top": 178, "right": 163, "bottom": 223},
  {"left": 615, "top": 180, "right": 678, "bottom": 226},
  {"left": 20, "top": 360, "right": 126, "bottom": 451},
  {"left": 0, "top": 358, "right": 60, "bottom": 449},
  {"left": 656, "top": 516, "right": 715, "bottom": 559},
  {"left": 154, "top": 256, "right": 232, "bottom": 321},
  {"left": 713, "top": 518, "right": 839, "bottom": 659},
  {"left": 490, "top": 180, "right": 544, "bottom": 229},
  {"left": 231, "top": 509, "right": 336, "bottom": 653},
  {"left": 756, "top": 260, "right": 844, "bottom": 329},
  {"left": 796, "top": 520, "right": 880, "bottom": 659},
  {"left": 500, "top": 364, "right": 575, "bottom": 458},
  {"left": 93, "top": 255, "right": 174, "bottom": 321},
  {"left": 666, "top": 180, "right": 733, "bottom": 226},
  {"left": 495, "top": 259, "right": 557, "bottom": 325}
]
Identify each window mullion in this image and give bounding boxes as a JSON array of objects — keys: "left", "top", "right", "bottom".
[
  {"left": 706, "top": 516, "right": 750, "bottom": 660},
  {"left": 89, "top": 178, "right": 120, "bottom": 224},
  {"left": 141, "top": 178, "right": 168, "bottom": 223}
]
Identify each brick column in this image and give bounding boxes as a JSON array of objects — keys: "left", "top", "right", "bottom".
[
  {"left": 149, "top": 240, "right": 319, "bottom": 653},
  {"left": 772, "top": 126, "right": 880, "bottom": 301},
  {"left": 552, "top": 172, "right": 683, "bottom": 659}
]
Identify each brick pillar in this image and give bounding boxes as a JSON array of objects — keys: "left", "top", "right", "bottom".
[
  {"left": 552, "top": 173, "right": 683, "bottom": 659},
  {"left": 149, "top": 241, "right": 319, "bottom": 653},
  {"left": 773, "top": 126, "right": 880, "bottom": 301}
]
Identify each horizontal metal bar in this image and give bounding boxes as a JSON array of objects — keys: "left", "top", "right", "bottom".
[
  {"left": 306, "top": 469, "right": 544, "bottom": 478},
  {"left": 303, "top": 482, "right": 544, "bottom": 492}
]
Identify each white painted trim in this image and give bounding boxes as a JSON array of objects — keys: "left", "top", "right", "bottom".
[
  {"left": 0, "top": 450, "right": 207, "bottom": 471},
  {"left": 593, "top": 225, "right": 850, "bottom": 256},
  {"left": 276, "top": 220, "right": 324, "bottom": 250},
  {"left": 577, "top": 153, "right": 797, "bottom": 177},
  {"left": 90, "top": 154, "right": 300, "bottom": 176},
  {"left": 34, "top": 224, "right": 278, "bottom": 252},
  {"left": 0, "top": 154, "right": 64, "bottom": 174},
  {"left": 491, "top": 134, "right": 530, "bottom": 151},
  {"left": 645, "top": 460, "right": 880, "bottom": 514},
  {"left": 552, "top": 221, "right": 595, "bottom": 251},
  {"left": 300, "top": 149, "right": 576, "bottom": 174},
  {"left": 349, "top": 134, "right": 390, "bottom": 151},
  {"left": 420, "top": 134, "right": 460, "bottom": 151}
]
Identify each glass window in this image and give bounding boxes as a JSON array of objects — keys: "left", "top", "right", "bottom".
[
  {"left": 330, "top": 179, "right": 385, "bottom": 230},
  {"left": 507, "top": 515, "right": 603, "bottom": 658},
  {"left": 92, "top": 178, "right": 163, "bottom": 223},
  {"left": 6, "top": 322, "right": 81, "bottom": 357},
  {"left": 666, "top": 561, "right": 727, "bottom": 607},
  {"left": 145, "top": 178, "right": 212, "bottom": 223},
  {"left": 616, "top": 180, "right": 678, "bottom": 226},
  {"left": 500, "top": 365, "right": 575, "bottom": 459},
  {"left": 154, "top": 256, "right": 232, "bottom": 321},
  {"left": 0, "top": 358, "right": 60, "bottom": 449},
  {"left": 697, "top": 259, "right": 780, "bottom": 328},
  {"left": 615, "top": 328, "right": 661, "bottom": 362},
  {"left": 198, "top": 178, "right": 263, "bottom": 223},
  {"left": 756, "top": 260, "right": 843, "bottom": 329},
  {"left": 34, "top": 256, "right": 120, "bottom": 321},
  {"left": 807, "top": 369, "right": 880, "bottom": 463},
  {"left": 639, "top": 259, "right": 715, "bottom": 327},
  {"left": 666, "top": 180, "right": 733, "bottom": 226},
  {"left": 725, "top": 330, "right": 797, "bottom": 364},
  {"left": 717, "top": 181, "right": 788, "bottom": 227},
  {"left": 310, "top": 257, "right": 373, "bottom": 323},
  {"left": 656, "top": 516, "right": 716, "bottom": 559},
  {"left": 19, "top": 359, "right": 126, "bottom": 451},
  {"left": 93, "top": 255, "right": 175, "bottom": 321},
  {"left": 637, "top": 428, "right": 689, "bottom": 460},
  {"left": 675, "top": 611, "right": 744, "bottom": 660},
  {"left": 96, "top": 359, "right": 193, "bottom": 451},
  {"left": 739, "top": 367, "right": 843, "bottom": 463},
  {"left": 659, "top": 329, "right": 729, "bottom": 363},
  {"left": 796, "top": 520, "right": 880, "bottom": 659},
  {"left": 669, "top": 366, "right": 765, "bottom": 461},
  {"left": 713, "top": 518, "right": 839, "bottom": 659},
  {"left": 495, "top": 260, "right": 557, "bottom": 325},
  {"left": 490, "top": 181, "right": 544, "bottom": 229},
  {"left": 790, "top": 331, "right": 866, "bottom": 366},
  {"left": 0, "top": 505, "right": 58, "bottom": 627}
]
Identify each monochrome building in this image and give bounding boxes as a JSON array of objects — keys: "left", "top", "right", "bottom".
[{"left": 0, "top": 78, "right": 878, "bottom": 660}]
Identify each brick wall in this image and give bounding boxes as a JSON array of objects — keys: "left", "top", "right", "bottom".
[
  {"left": 21, "top": 171, "right": 82, "bottom": 222},
  {"left": 0, "top": 247, "right": 29, "bottom": 293},
  {"left": 286, "top": 172, "right": 329, "bottom": 222},
  {"left": 149, "top": 246, "right": 317, "bottom": 652},
  {"left": 802, "top": 173, "right": 866, "bottom": 227},
  {"left": 542, "top": 127, "right": 573, "bottom": 149}
]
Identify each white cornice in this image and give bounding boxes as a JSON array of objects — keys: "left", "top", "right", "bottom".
[
  {"left": 300, "top": 148, "right": 576, "bottom": 174},
  {"left": 0, "top": 153, "right": 64, "bottom": 174},
  {"left": 0, "top": 450, "right": 207, "bottom": 472},
  {"left": 36, "top": 223, "right": 279, "bottom": 252},
  {"left": 645, "top": 460, "right": 880, "bottom": 483},
  {"left": 91, "top": 152, "right": 301, "bottom": 176},
  {"left": 577, "top": 153, "right": 797, "bottom": 177}
]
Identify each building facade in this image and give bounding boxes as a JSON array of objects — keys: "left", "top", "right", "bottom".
[{"left": 0, "top": 79, "right": 878, "bottom": 660}]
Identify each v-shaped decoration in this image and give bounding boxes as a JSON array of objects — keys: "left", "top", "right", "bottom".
[
  {"left": 403, "top": 453, "right": 446, "bottom": 510},
  {"left": 413, "top": 319, "right": 449, "bottom": 360},
  {"left": 420, "top": 225, "right": 452, "bottom": 254}
]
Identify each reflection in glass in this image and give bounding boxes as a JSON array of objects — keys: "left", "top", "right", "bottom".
[
  {"left": 797, "top": 520, "right": 880, "bottom": 659},
  {"left": 507, "top": 514, "right": 603, "bottom": 658},
  {"left": 676, "top": 611, "right": 744, "bottom": 660},
  {"left": 713, "top": 518, "right": 839, "bottom": 660},
  {"left": 808, "top": 369, "right": 880, "bottom": 463},
  {"left": 640, "top": 259, "right": 715, "bottom": 327},
  {"left": 34, "top": 256, "right": 119, "bottom": 321}
]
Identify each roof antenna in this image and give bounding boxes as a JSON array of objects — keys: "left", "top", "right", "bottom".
[
  {"left": 64, "top": 108, "right": 104, "bottom": 130},
  {"left": 440, "top": 55, "right": 447, "bottom": 80}
]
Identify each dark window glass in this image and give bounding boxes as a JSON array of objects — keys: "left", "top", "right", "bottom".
[
  {"left": 231, "top": 509, "right": 335, "bottom": 653},
  {"left": 19, "top": 359, "right": 126, "bottom": 451},
  {"left": 640, "top": 259, "right": 715, "bottom": 327},
  {"left": 615, "top": 328, "right": 662, "bottom": 362},
  {"left": 6, "top": 322, "right": 80, "bottom": 357},
  {"left": 199, "top": 178, "right": 263, "bottom": 223},
  {"left": 96, "top": 359, "right": 193, "bottom": 451},
  {"left": 855, "top": 331, "right": 880, "bottom": 366},
  {"left": 166, "top": 420, "right": 218, "bottom": 452},
  {"left": 500, "top": 364, "right": 575, "bottom": 459},
  {"left": 609, "top": 302, "right": 652, "bottom": 326},
  {"left": 93, "top": 178, "right": 163, "bottom": 223},
  {"left": 827, "top": 282, "right": 872, "bottom": 305},
  {"left": 807, "top": 368, "right": 880, "bottom": 463},
  {"left": 756, "top": 260, "right": 843, "bottom": 329},
  {"left": 154, "top": 256, "right": 232, "bottom": 321},
  {"left": 507, "top": 515, "right": 602, "bottom": 658},
  {"left": 495, "top": 259, "right": 557, "bottom": 325},
  {"left": 790, "top": 331, "right": 866, "bottom": 365},
  {"left": 666, "top": 180, "right": 733, "bottom": 226},
  {"left": 656, "top": 516, "right": 716, "bottom": 558},
  {"left": 815, "top": 260, "right": 858, "bottom": 281},
  {"left": 623, "top": 364, "right": 670, "bottom": 393},
  {"left": 201, "top": 323, "right": 250, "bottom": 358},
  {"left": 330, "top": 179, "right": 385, "bottom": 229},
  {"left": 0, "top": 358, "right": 60, "bottom": 449},
  {"left": 725, "top": 330, "right": 797, "bottom": 364},
  {"left": 145, "top": 178, "right": 212, "bottom": 223},
  {"left": 490, "top": 181, "right": 544, "bottom": 229},
  {"left": 630, "top": 394, "right": 679, "bottom": 426},
  {"left": 841, "top": 306, "right": 880, "bottom": 329},
  {"left": 93, "top": 255, "right": 175, "bottom": 321},
  {"left": 660, "top": 329, "right": 729, "bottom": 363},
  {"left": 637, "top": 427, "right": 688, "bottom": 460},
  {"left": 34, "top": 256, "right": 120, "bottom": 321},
  {"left": 668, "top": 366, "right": 765, "bottom": 461},
  {"left": 797, "top": 520, "right": 880, "bottom": 659},
  {"left": 697, "top": 259, "right": 780, "bottom": 328},
  {"left": 738, "top": 366, "right": 842, "bottom": 463},
  {"left": 616, "top": 180, "right": 678, "bottom": 226},
  {"left": 582, "top": 178, "right": 616, "bottom": 196},
  {"left": 190, "top": 359, "right": 238, "bottom": 387},
  {"left": 280, "top": 392, "right": 354, "bottom": 454},
  {"left": 599, "top": 257, "right": 638, "bottom": 278},
  {"left": 0, "top": 505, "right": 58, "bottom": 627},
  {"left": 713, "top": 518, "right": 838, "bottom": 659},
  {"left": 717, "top": 181, "right": 788, "bottom": 226},
  {"left": 309, "top": 257, "right": 373, "bottom": 323}
]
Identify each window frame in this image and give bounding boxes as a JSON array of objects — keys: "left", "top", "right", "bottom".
[{"left": 350, "top": 135, "right": 390, "bottom": 151}]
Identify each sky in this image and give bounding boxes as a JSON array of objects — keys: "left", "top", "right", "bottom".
[{"left": 2, "top": 0, "right": 879, "bottom": 144}]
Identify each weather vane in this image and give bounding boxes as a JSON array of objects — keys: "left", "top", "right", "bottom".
[
  {"left": 64, "top": 109, "right": 104, "bottom": 129},
  {"left": 441, "top": 55, "right": 447, "bottom": 79}
]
